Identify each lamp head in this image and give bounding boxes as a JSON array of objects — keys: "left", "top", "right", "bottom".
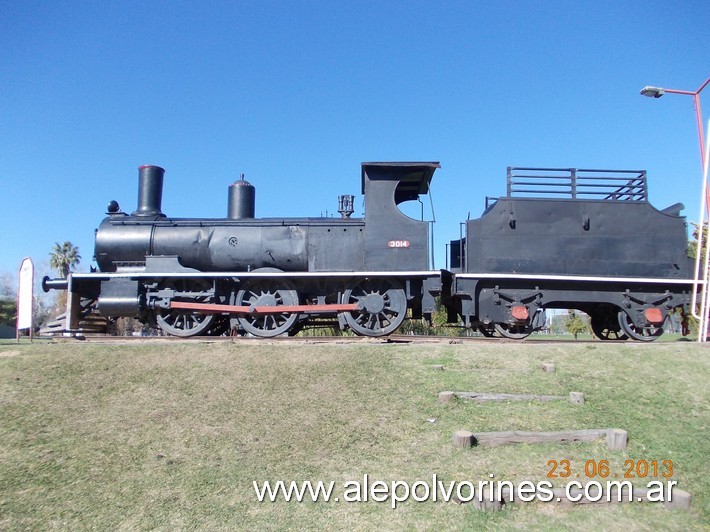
[{"left": 640, "top": 86, "right": 665, "bottom": 98}]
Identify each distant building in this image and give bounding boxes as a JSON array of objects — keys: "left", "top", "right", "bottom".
[{"left": 0, "top": 324, "right": 15, "bottom": 339}]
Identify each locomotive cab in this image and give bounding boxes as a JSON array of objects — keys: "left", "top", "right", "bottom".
[{"left": 361, "top": 162, "right": 439, "bottom": 271}]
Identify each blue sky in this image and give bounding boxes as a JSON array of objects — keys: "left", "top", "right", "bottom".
[{"left": 1, "top": 0, "right": 708, "bottom": 282}]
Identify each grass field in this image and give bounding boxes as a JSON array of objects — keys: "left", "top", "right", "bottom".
[{"left": 1, "top": 338, "right": 708, "bottom": 530}]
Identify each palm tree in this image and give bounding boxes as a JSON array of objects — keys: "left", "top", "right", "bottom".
[{"left": 49, "top": 241, "right": 81, "bottom": 278}]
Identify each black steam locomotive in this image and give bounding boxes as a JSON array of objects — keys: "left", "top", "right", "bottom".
[{"left": 44, "top": 162, "right": 694, "bottom": 341}]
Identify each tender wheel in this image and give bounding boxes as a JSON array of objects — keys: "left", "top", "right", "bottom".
[
  {"left": 618, "top": 311, "right": 664, "bottom": 342},
  {"left": 155, "top": 279, "right": 216, "bottom": 337},
  {"left": 493, "top": 323, "right": 533, "bottom": 340},
  {"left": 235, "top": 277, "right": 299, "bottom": 337},
  {"left": 591, "top": 312, "right": 628, "bottom": 341},
  {"left": 342, "top": 279, "right": 407, "bottom": 337}
]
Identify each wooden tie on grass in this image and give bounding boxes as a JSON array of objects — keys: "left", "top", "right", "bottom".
[
  {"left": 439, "top": 391, "right": 585, "bottom": 404},
  {"left": 453, "top": 430, "right": 476, "bottom": 449},
  {"left": 453, "top": 428, "right": 628, "bottom": 450},
  {"left": 568, "top": 391, "right": 585, "bottom": 404}
]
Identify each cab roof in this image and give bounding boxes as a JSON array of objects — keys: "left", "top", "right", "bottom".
[{"left": 360, "top": 162, "right": 440, "bottom": 201}]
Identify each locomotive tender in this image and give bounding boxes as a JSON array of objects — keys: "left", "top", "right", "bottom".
[{"left": 44, "top": 162, "right": 694, "bottom": 341}]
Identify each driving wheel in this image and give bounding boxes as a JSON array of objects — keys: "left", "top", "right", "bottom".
[
  {"left": 155, "top": 279, "right": 216, "bottom": 337},
  {"left": 342, "top": 278, "right": 407, "bottom": 337},
  {"left": 235, "top": 276, "right": 299, "bottom": 337}
]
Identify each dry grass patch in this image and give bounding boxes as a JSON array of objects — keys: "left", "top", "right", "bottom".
[{"left": 0, "top": 340, "right": 708, "bottom": 529}]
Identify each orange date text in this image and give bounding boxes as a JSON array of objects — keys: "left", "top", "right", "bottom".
[{"left": 547, "top": 459, "right": 673, "bottom": 479}]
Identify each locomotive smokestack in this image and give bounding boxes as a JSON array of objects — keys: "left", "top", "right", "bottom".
[
  {"left": 133, "top": 165, "right": 165, "bottom": 217},
  {"left": 228, "top": 174, "right": 256, "bottom": 219}
]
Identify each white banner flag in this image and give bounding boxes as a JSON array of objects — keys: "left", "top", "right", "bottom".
[{"left": 17, "top": 257, "right": 34, "bottom": 330}]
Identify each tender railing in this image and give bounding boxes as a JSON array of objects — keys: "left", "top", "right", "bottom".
[{"left": 506, "top": 167, "right": 648, "bottom": 201}]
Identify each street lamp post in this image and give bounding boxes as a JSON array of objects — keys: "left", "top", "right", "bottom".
[
  {"left": 641, "top": 78, "right": 710, "bottom": 341},
  {"left": 640, "top": 78, "right": 709, "bottom": 170}
]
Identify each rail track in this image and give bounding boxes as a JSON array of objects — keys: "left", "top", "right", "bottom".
[{"left": 49, "top": 333, "right": 632, "bottom": 345}]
